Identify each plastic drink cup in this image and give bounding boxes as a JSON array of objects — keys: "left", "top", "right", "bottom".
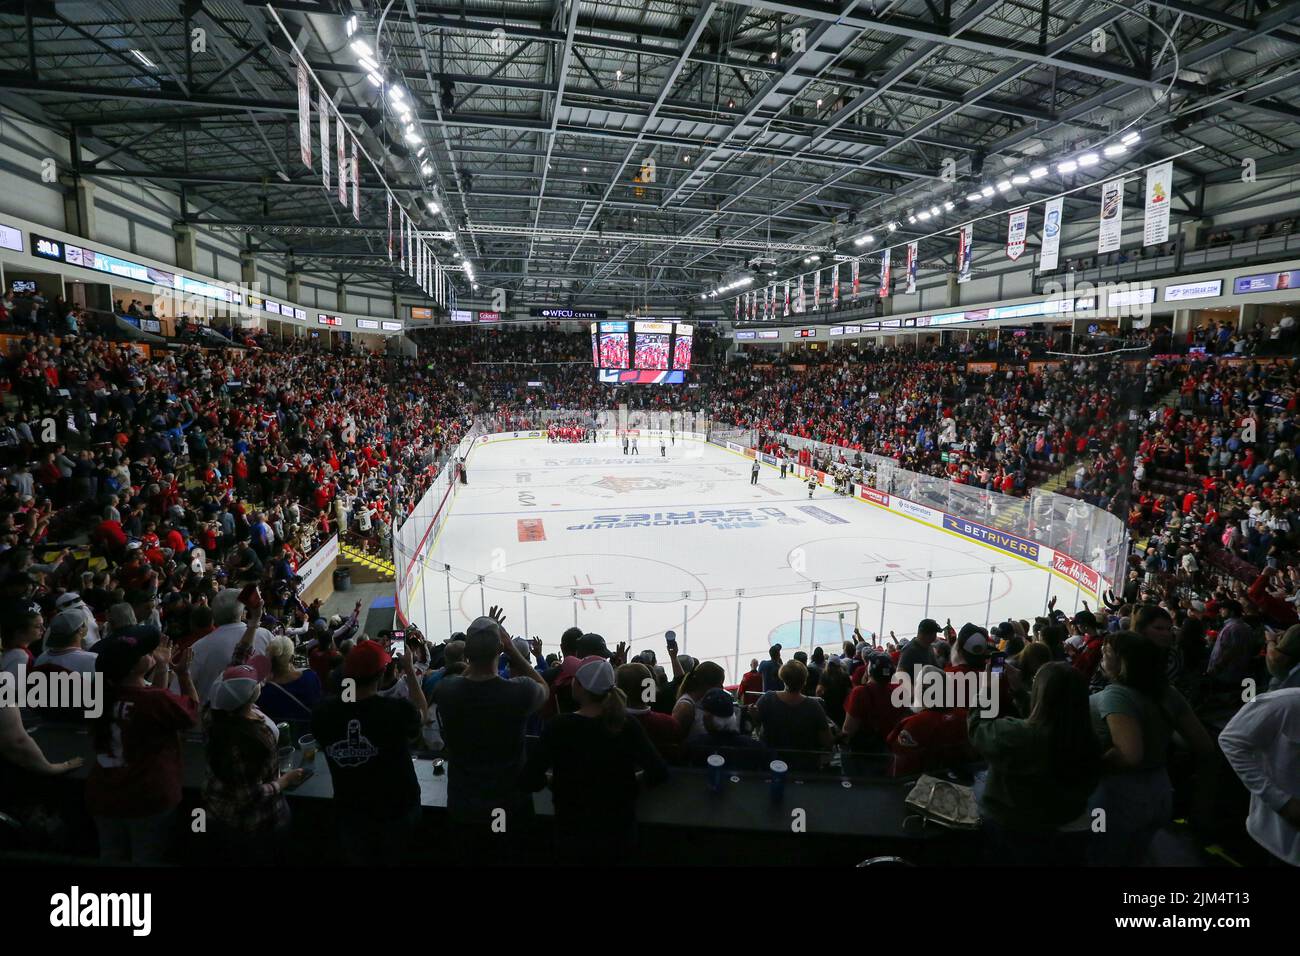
[
  {"left": 769, "top": 759, "right": 789, "bottom": 802},
  {"left": 707, "top": 753, "right": 725, "bottom": 792},
  {"left": 278, "top": 746, "right": 295, "bottom": 774},
  {"left": 298, "top": 734, "right": 318, "bottom": 764}
]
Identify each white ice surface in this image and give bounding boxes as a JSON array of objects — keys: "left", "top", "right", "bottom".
[{"left": 410, "top": 436, "right": 1087, "bottom": 681}]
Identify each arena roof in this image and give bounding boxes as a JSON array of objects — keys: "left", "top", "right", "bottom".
[{"left": 1, "top": 0, "right": 1298, "bottom": 307}]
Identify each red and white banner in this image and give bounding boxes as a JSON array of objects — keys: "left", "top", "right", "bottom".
[
  {"left": 335, "top": 115, "right": 347, "bottom": 207},
  {"left": 878, "top": 247, "right": 891, "bottom": 297},
  {"left": 796, "top": 274, "right": 805, "bottom": 313},
  {"left": 387, "top": 193, "right": 393, "bottom": 262},
  {"left": 831, "top": 262, "right": 840, "bottom": 305},
  {"left": 905, "top": 241, "right": 917, "bottom": 294},
  {"left": 1007, "top": 208, "right": 1029, "bottom": 260},
  {"left": 297, "top": 60, "right": 312, "bottom": 169},
  {"left": 957, "top": 222, "right": 973, "bottom": 283},
  {"left": 318, "top": 88, "right": 330, "bottom": 189},
  {"left": 851, "top": 258, "right": 860, "bottom": 298},
  {"left": 813, "top": 269, "right": 821, "bottom": 310},
  {"left": 858, "top": 486, "right": 890, "bottom": 507},
  {"left": 351, "top": 147, "right": 360, "bottom": 222},
  {"left": 1051, "top": 551, "right": 1101, "bottom": 594},
  {"left": 783, "top": 280, "right": 790, "bottom": 317}
]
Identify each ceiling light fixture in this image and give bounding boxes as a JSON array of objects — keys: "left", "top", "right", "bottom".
[
  {"left": 1029, "top": 166, "right": 1048, "bottom": 179},
  {"left": 1078, "top": 152, "right": 1099, "bottom": 167}
]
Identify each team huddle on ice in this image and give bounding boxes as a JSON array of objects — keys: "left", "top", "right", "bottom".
[{"left": 546, "top": 424, "right": 595, "bottom": 443}]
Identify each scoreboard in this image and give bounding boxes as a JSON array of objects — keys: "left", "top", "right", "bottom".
[{"left": 592, "top": 319, "right": 693, "bottom": 384}]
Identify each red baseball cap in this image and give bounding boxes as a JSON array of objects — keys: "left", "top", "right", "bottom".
[{"left": 343, "top": 639, "right": 391, "bottom": 679}]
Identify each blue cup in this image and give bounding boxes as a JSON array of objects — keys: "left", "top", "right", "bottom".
[
  {"left": 707, "top": 753, "right": 725, "bottom": 792},
  {"left": 769, "top": 759, "right": 789, "bottom": 802}
]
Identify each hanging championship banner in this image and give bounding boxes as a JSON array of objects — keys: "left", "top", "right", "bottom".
[
  {"left": 387, "top": 194, "right": 393, "bottom": 262},
  {"left": 318, "top": 89, "right": 330, "bottom": 189},
  {"left": 1006, "top": 208, "right": 1029, "bottom": 260},
  {"left": 831, "top": 262, "right": 840, "bottom": 305},
  {"left": 351, "top": 148, "right": 360, "bottom": 222},
  {"left": 957, "top": 222, "right": 973, "bottom": 283},
  {"left": 1040, "top": 197, "right": 1063, "bottom": 272},
  {"left": 1098, "top": 178, "right": 1124, "bottom": 253},
  {"left": 1143, "top": 161, "right": 1172, "bottom": 247},
  {"left": 905, "top": 241, "right": 918, "bottom": 294},
  {"left": 796, "top": 275, "right": 805, "bottom": 312},
  {"left": 851, "top": 258, "right": 860, "bottom": 298},
  {"left": 297, "top": 60, "right": 312, "bottom": 169},
  {"left": 783, "top": 280, "right": 791, "bottom": 317},
  {"left": 766, "top": 284, "right": 774, "bottom": 320},
  {"left": 748, "top": 289, "right": 755, "bottom": 321},
  {"left": 813, "top": 270, "right": 821, "bottom": 310},
  {"left": 879, "top": 247, "right": 891, "bottom": 297},
  {"left": 335, "top": 116, "right": 347, "bottom": 207}
]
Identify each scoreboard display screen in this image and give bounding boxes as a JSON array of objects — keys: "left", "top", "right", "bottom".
[{"left": 591, "top": 319, "right": 693, "bottom": 380}]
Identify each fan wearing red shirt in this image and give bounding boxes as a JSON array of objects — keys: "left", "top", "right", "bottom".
[
  {"left": 736, "top": 659, "right": 764, "bottom": 707},
  {"left": 843, "top": 655, "right": 908, "bottom": 754},
  {"left": 85, "top": 632, "right": 199, "bottom": 864},
  {"left": 887, "top": 674, "right": 974, "bottom": 777}
]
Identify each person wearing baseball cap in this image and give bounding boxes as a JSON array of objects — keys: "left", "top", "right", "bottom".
[
  {"left": 85, "top": 632, "right": 199, "bottom": 864},
  {"left": 521, "top": 655, "right": 668, "bottom": 864},
  {"left": 431, "top": 607, "right": 549, "bottom": 863},
  {"left": 758, "top": 643, "right": 783, "bottom": 692},
  {"left": 32, "top": 609, "right": 97, "bottom": 676},
  {"left": 202, "top": 654, "right": 305, "bottom": 864},
  {"left": 684, "top": 687, "right": 768, "bottom": 770},
  {"left": 1266, "top": 623, "right": 1300, "bottom": 691},
  {"left": 55, "top": 591, "right": 100, "bottom": 647},
  {"left": 310, "top": 637, "right": 427, "bottom": 865}
]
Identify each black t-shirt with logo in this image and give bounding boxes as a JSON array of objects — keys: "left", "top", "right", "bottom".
[{"left": 311, "top": 694, "right": 421, "bottom": 811}]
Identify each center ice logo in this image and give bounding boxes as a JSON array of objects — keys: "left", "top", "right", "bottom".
[{"left": 591, "top": 475, "right": 680, "bottom": 494}]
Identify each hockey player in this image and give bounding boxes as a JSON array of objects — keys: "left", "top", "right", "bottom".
[
  {"left": 779, "top": 457, "right": 788, "bottom": 479},
  {"left": 750, "top": 460, "right": 760, "bottom": 485},
  {"left": 660, "top": 439, "right": 666, "bottom": 458},
  {"left": 807, "top": 473, "right": 817, "bottom": 498},
  {"left": 622, "top": 434, "right": 629, "bottom": 455},
  {"left": 631, "top": 437, "right": 639, "bottom": 455}
]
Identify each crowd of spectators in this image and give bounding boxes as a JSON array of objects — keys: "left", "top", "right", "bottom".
[{"left": 0, "top": 291, "right": 1296, "bottom": 867}]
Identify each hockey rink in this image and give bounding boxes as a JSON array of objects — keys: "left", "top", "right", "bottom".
[{"left": 408, "top": 435, "right": 1093, "bottom": 680}]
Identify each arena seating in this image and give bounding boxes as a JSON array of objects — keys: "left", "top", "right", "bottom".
[{"left": 0, "top": 290, "right": 1296, "bottom": 869}]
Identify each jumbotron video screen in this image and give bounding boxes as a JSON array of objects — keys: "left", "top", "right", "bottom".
[{"left": 591, "top": 319, "right": 693, "bottom": 383}]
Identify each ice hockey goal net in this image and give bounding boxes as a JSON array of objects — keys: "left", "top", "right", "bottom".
[{"left": 799, "top": 602, "right": 860, "bottom": 648}]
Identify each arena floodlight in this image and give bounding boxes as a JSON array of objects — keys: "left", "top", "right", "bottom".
[
  {"left": 1078, "top": 152, "right": 1099, "bottom": 167},
  {"left": 1029, "top": 166, "right": 1048, "bottom": 179}
]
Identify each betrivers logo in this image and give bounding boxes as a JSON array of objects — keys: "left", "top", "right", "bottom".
[{"left": 50, "top": 886, "right": 151, "bottom": 936}]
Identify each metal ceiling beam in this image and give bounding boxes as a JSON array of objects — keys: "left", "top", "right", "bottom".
[
  {"left": 568, "top": 0, "right": 719, "bottom": 288},
  {"left": 525, "top": 0, "right": 582, "bottom": 264}
]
